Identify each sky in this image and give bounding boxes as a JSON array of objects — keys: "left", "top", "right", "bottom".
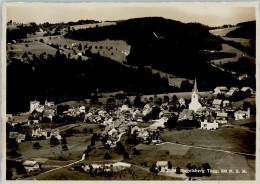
[{"left": 6, "top": 3, "right": 256, "bottom": 27}]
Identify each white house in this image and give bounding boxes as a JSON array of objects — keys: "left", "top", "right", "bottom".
[
  {"left": 234, "top": 108, "right": 250, "bottom": 120},
  {"left": 214, "top": 87, "right": 228, "bottom": 94},
  {"left": 241, "top": 87, "right": 253, "bottom": 94},
  {"left": 212, "top": 99, "right": 222, "bottom": 109},
  {"left": 156, "top": 161, "right": 169, "bottom": 172},
  {"left": 201, "top": 119, "right": 218, "bottom": 130},
  {"left": 178, "top": 97, "right": 186, "bottom": 107},
  {"left": 23, "top": 161, "right": 40, "bottom": 172}
]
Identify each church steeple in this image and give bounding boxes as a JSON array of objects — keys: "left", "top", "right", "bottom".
[{"left": 193, "top": 78, "right": 198, "bottom": 93}]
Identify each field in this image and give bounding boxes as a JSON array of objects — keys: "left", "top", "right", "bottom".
[
  {"left": 8, "top": 29, "right": 130, "bottom": 63},
  {"left": 211, "top": 44, "right": 250, "bottom": 65},
  {"left": 209, "top": 26, "right": 239, "bottom": 36},
  {"left": 71, "top": 22, "right": 117, "bottom": 30},
  {"left": 222, "top": 37, "right": 251, "bottom": 47},
  {"left": 160, "top": 127, "right": 255, "bottom": 154}
]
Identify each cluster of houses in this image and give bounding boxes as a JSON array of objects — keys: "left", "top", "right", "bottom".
[
  {"left": 82, "top": 162, "right": 131, "bottom": 174},
  {"left": 9, "top": 132, "right": 26, "bottom": 143},
  {"left": 178, "top": 80, "right": 253, "bottom": 130},
  {"left": 32, "top": 127, "right": 62, "bottom": 140},
  {"left": 85, "top": 104, "right": 163, "bottom": 147}
]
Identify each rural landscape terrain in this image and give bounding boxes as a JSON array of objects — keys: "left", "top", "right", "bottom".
[{"left": 5, "top": 13, "right": 256, "bottom": 181}]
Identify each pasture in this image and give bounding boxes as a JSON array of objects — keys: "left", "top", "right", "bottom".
[
  {"left": 70, "top": 22, "right": 117, "bottom": 30},
  {"left": 209, "top": 26, "right": 239, "bottom": 36},
  {"left": 211, "top": 44, "right": 250, "bottom": 65}
]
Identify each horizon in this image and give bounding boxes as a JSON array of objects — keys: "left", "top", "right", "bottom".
[{"left": 6, "top": 3, "right": 256, "bottom": 27}]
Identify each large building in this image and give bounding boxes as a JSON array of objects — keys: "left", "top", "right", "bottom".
[{"left": 189, "top": 78, "right": 203, "bottom": 112}]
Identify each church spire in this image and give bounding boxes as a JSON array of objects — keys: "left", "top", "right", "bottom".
[{"left": 193, "top": 78, "right": 198, "bottom": 93}]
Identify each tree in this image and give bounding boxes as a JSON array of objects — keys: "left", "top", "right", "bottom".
[
  {"left": 115, "top": 142, "right": 125, "bottom": 155},
  {"left": 151, "top": 106, "right": 161, "bottom": 119},
  {"left": 202, "top": 162, "right": 211, "bottom": 176},
  {"left": 104, "top": 152, "right": 111, "bottom": 160},
  {"left": 132, "top": 148, "right": 140, "bottom": 155},
  {"left": 7, "top": 149, "right": 22, "bottom": 158},
  {"left": 243, "top": 101, "right": 251, "bottom": 111},
  {"left": 89, "top": 128, "right": 93, "bottom": 134},
  {"left": 32, "top": 142, "right": 41, "bottom": 149},
  {"left": 50, "top": 136, "right": 59, "bottom": 146},
  {"left": 134, "top": 95, "right": 142, "bottom": 107},
  {"left": 124, "top": 152, "right": 130, "bottom": 159},
  {"left": 83, "top": 128, "right": 88, "bottom": 133},
  {"left": 172, "top": 95, "right": 178, "bottom": 104},
  {"left": 7, "top": 139, "right": 18, "bottom": 150},
  {"left": 163, "top": 95, "right": 169, "bottom": 103},
  {"left": 61, "top": 137, "right": 67, "bottom": 144},
  {"left": 6, "top": 167, "right": 12, "bottom": 180},
  {"left": 180, "top": 80, "right": 193, "bottom": 92},
  {"left": 62, "top": 144, "right": 68, "bottom": 151},
  {"left": 176, "top": 167, "right": 182, "bottom": 174},
  {"left": 168, "top": 161, "right": 172, "bottom": 169}
]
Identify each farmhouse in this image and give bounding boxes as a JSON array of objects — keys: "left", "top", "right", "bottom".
[
  {"left": 216, "top": 112, "right": 228, "bottom": 124},
  {"left": 6, "top": 114, "right": 13, "bottom": 122},
  {"left": 156, "top": 161, "right": 169, "bottom": 172},
  {"left": 212, "top": 99, "right": 222, "bottom": 109},
  {"left": 201, "top": 118, "right": 218, "bottom": 130},
  {"left": 214, "top": 86, "right": 228, "bottom": 94},
  {"left": 234, "top": 108, "right": 250, "bottom": 120},
  {"left": 23, "top": 160, "right": 40, "bottom": 172},
  {"left": 178, "top": 109, "right": 194, "bottom": 121},
  {"left": 241, "top": 87, "right": 253, "bottom": 94},
  {"left": 178, "top": 97, "right": 186, "bottom": 107}
]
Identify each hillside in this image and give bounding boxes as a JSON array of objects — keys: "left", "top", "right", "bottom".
[{"left": 65, "top": 17, "right": 249, "bottom": 90}]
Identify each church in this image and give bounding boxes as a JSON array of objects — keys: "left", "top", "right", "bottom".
[{"left": 189, "top": 78, "right": 203, "bottom": 112}]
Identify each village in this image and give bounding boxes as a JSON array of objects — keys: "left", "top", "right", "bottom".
[{"left": 6, "top": 79, "right": 256, "bottom": 180}]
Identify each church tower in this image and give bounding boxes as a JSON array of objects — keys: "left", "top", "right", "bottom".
[{"left": 189, "top": 78, "right": 202, "bottom": 112}]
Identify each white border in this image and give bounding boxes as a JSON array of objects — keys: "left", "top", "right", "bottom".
[{"left": 1, "top": 2, "right": 259, "bottom": 184}]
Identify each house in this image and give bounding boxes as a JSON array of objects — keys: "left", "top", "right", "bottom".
[
  {"left": 17, "top": 134, "right": 26, "bottom": 143},
  {"left": 44, "top": 100, "right": 54, "bottom": 107},
  {"left": 156, "top": 161, "right": 169, "bottom": 172},
  {"left": 30, "top": 100, "right": 40, "bottom": 113},
  {"left": 189, "top": 79, "right": 203, "bottom": 112},
  {"left": 108, "top": 128, "right": 118, "bottom": 136},
  {"left": 196, "top": 107, "right": 208, "bottom": 116},
  {"left": 201, "top": 118, "right": 218, "bottom": 130},
  {"left": 149, "top": 117, "right": 168, "bottom": 130},
  {"left": 214, "top": 87, "right": 228, "bottom": 94},
  {"left": 27, "top": 120, "right": 39, "bottom": 125},
  {"left": 32, "top": 127, "right": 62, "bottom": 140},
  {"left": 131, "top": 126, "right": 141, "bottom": 134},
  {"left": 226, "top": 87, "right": 239, "bottom": 96},
  {"left": 137, "top": 130, "right": 149, "bottom": 141},
  {"left": 216, "top": 112, "right": 228, "bottom": 124},
  {"left": 159, "top": 110, "right": 174, "bottom": 118},
  {"left": 212, "top": 99, "right": 222, "bottom": 109},
  {"left": 223, "top": 100, "right": 230, "bottom": 107},
  {"left": 6, "top": 114, "right": 13, "bottom": 122},
  {"left": 79, "top": 106, "right": 86, "bottom": 113},
  {"left": 23, "top": 161, "right": 40, "bottom": 172},
  {"left": 112, "top": 162, "right": 131, "bottom": 172},
  {"left": 241, "top": 87, "right": 253, "bottom": 94},
  {"left": 120, "top": 105, "right": 130, "bottom": 112},
  {"left": 178, "top": 97, "right": 186, "bottom": 107},
  {"left": 234, "top": 108, "right": 250, "bottom": 120},
  {"left": 178, "top": 109, "right": 194, "bottom": 121}
]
